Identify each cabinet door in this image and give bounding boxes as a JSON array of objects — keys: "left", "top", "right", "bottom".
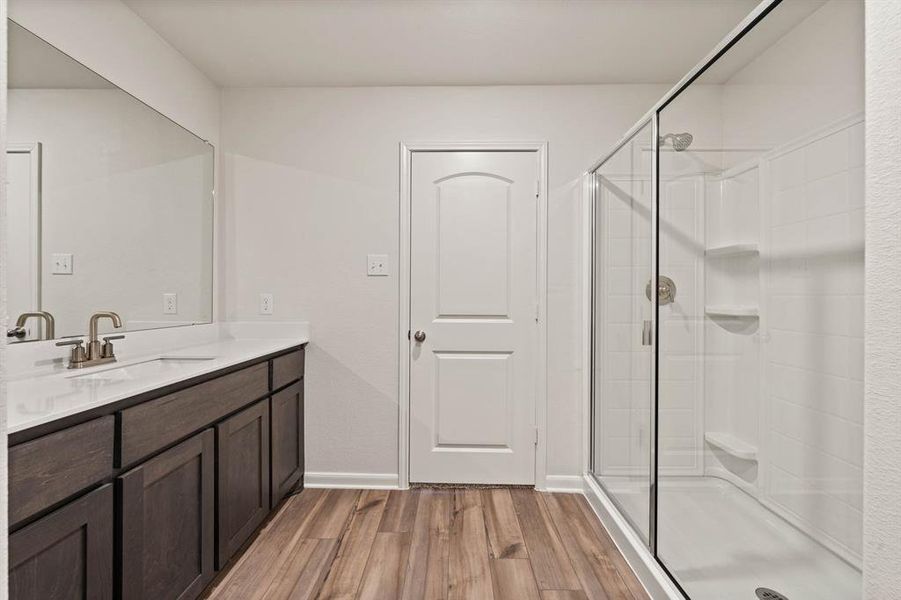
[
  {"left": 9, "top": 484, "right": 113, "bottom": 600},
  {"left": 120, "top": 430, "right": 215, "bottom": 600},
  {"left": 270, "top": 380, "right": 304, "bottom": 506},
  {"left": 216, "top": 399, "right": 270, "bottom": 568}
]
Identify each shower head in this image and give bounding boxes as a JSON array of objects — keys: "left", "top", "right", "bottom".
[{"left": 659, "top": 132, "right": 694, "bottom": 151}]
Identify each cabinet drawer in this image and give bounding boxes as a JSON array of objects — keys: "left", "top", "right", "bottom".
[
  {"left": 119, "top": 363, "right": 268, "bottom": 467},
  {"left": 9, "top": 416, "right": 114, "bottom": 526},
  {"left": 272, "top": 348, "right": 304, "bottom": 390},
  {"left": 10, "top": 484, "right": 114, "bottom": 600}
]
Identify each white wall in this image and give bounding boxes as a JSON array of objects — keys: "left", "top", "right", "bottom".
[
  {"left": 863, "top": 0, "right": 901, "bottom": 596},
  {"left": 8, "top": 88, "right": 213, "bottom": 337},
  {"left": 221, "top": 84, "right": 669, "bottom": 483}
]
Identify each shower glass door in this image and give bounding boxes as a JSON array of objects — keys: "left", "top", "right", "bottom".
[
  {"left": 654, "top": 1, "right": 864, "bottom": 598},
  {"left": 590, "top": 120, "right": 655, "bottom": 543}
]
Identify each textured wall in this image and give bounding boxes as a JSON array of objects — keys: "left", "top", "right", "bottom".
[
  {"left": 221, "top": 84, "right": 669, "bottom": 484},
  {"left": 863, "top": 0, "right": 901, "bottom": 596}
]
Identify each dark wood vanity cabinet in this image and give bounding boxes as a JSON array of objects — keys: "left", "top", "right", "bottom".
[
  {"left": 8, "top": 416, "right": 114, "bottom": 528},
  {"left": 7, "top": 345, "right": 305, "bottom": 600},
  {"left": 216, "top": 400, "right": 270, "bottom": 568},
  {"left": 271, "top": 380, "right": 305, "bottom": 507},
  {"left": 9, "top": 484, "right": 114, "bottom": 600},
  {"left": 120, "top": 430, "right": 216, "bottom": 600}
]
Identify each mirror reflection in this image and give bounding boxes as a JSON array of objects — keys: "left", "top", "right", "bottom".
[{"left": 6, "top": 20, "right": 214, "bottom": 342}]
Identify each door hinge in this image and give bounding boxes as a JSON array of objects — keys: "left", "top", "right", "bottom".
[
  {"left": 535, "top": 179, "right": 540, "bottom": 197},
  {"left": 535, "top": 303, "right": 540, "bottom": 323},
  {"left": 534, "top": 426, "right": 540, "bottom": 445}
]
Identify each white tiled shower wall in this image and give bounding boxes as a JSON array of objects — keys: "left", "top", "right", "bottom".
[
  {"left": 657, "top": 175, "right": 705, "bottom": 474},
  {"left": 597, "top": 173, "right": 652, "bottom": 477},
  {"left": 765, "top": 119, "right": 865, "bottom": 562},
  {"left": 596, "top": 171, "right": 706, "bottom": 477}
]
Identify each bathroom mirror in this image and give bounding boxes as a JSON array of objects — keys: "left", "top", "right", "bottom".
[{"left": 6, "top": 20, "right": 214, "bottom": 342}]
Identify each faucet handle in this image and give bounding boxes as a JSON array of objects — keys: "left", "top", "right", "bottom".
[
  {"left": 101, "top": 335, "right": 125, "bottom": 359},
  {"left": 55, "top": 339, "right": 85, "bottom": 347},
  {"left": 56, "top": 339, "right": 86, "bottom": 367}
]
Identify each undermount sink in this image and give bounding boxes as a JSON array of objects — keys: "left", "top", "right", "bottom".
[{"left": 68, "top": 356, "right": 216, "bottom": 382}]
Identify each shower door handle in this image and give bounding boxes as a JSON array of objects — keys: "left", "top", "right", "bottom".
[{"left": 641, "top": 320, "right": 653, "bottom": 346}]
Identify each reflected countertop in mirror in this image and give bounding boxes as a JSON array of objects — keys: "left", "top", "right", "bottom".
[{"left": 6, "top": 19, "right": 214, "bottom": 343}]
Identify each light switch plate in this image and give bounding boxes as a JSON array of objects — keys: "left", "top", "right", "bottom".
[
  {"left": 163, "top": 293, "right": 178, "bottom": 314},
  {"left": 260, "top": 293, "right": 274, "bottom": 315},
  {"left": 367, "top": 254, "right": 389, "bottom": 276},
  {"left": 52, "top": 253, "right": 73, "bottom": 275}
]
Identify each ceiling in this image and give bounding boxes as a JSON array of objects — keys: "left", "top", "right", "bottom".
[{"left": 123, "top": 0, "right": 765, "bottom": 88}]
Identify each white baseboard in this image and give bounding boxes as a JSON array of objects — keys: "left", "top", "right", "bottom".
[
  {"left": 304, "top": 471, "right": 400, "bottom": 490},
  {"left": 582, "top": 474, "right": 683, "bottom": 600},
  {"left": 304, "top": 472, "right": 582, "bottom": 493},
  {"left": 544, "top": 475, "right": 584, "bottom": 493}
]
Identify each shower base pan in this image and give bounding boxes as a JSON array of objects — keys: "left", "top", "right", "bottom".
[{"left": 597, "top": 476, "right": 861, "bottom": 600}]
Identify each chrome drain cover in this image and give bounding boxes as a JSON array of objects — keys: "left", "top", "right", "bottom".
[{"left": 756, "top": 588, "right": 789, "bottom": 600}]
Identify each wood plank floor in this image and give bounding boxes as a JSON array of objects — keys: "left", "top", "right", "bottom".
[{"left": 205, "top": 488, "right": 649, "bottom": 600}]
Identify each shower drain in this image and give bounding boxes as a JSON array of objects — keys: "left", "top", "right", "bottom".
[{"left": 755, "top": 588, "right": 789, "bottom": 600}]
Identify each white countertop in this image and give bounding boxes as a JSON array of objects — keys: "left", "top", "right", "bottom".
[{"left": 5, "top": 322, "right": 309, "bottom": 435}]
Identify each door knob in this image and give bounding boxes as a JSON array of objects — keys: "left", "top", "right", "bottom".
[{"left": 413, "top": 330, "right": 426, "bottom": 342}]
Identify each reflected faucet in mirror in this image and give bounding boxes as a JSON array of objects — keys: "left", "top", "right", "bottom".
[
  {"left": 56, "top": 311, "right": 125, "bottom": 369},
  {"left": 7, "top": 311, "right": 55, "bottom": 340}
]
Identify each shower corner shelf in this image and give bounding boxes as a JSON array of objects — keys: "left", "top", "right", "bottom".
[
  {"left": 705, "top": 243, "right": 759, "bottom": 258},
  {"left": 705, "top": 432, "right": 758, "bottom": 461},
  {"left": 705, "top": 305, "right": 759, "bottom": 318}
]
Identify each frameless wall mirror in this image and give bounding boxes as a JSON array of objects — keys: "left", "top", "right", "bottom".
[{"left": 6, "top": 20, "right": 214, "bottom": 342}]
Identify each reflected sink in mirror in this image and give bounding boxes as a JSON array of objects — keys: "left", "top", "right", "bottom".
[{"left": 67, "top": 356, "right": 216, "bottom": 382}]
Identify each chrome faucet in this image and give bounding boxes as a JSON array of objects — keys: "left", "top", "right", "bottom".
[
  {"left": 7, "top": 311, "right": 56, "bottom": 340},
  {"left": 56, "top": 311, "right": 125, "bottom": 369}
]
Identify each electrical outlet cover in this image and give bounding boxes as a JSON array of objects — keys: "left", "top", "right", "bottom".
[
  {"left": 52, "top": 253, "right": 73, "bottom": 275},
  {"left": 260, "top": 293, "right": 274, "bottom": 315},
  {"left": 367, "top": 254, "right": 389, "bottom": 276},
  {"left": 163, "top": 293, "right": 178, "bottom": 314}
]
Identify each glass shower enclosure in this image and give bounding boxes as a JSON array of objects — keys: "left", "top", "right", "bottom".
[{"left": 589, "top": 1, "right": 864, "bottom": 599}]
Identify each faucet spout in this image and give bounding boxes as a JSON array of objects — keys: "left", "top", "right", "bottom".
[
  {"left": 11, "top": 311, "right": 56, "bottom": 340},
  {"left": 89, "top": 311, "right": 123, "bottom": 341},
  {"left": 88, "top": 311, "right": 123, "bottom": 360}
]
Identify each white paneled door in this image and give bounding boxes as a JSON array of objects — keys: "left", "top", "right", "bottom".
[
  {"left": 7, "top": 146, "right": 42, "bottom": 341},
  {"left": 409, "top": 150, "right": 539, "bottom": 484}
]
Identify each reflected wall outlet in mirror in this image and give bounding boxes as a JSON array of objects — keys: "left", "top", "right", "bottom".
[
  {"left": 52, "top": 253, "right": 73, "bottom": 275},
  {"left": 367, "top": 254, "right": 389, "bottom": 276},
  {"left": 260, "top": 293, "right": 273, "bottom": 315},
  {"left": 163, "top": 293, "right": 178, "bottom": 314}
]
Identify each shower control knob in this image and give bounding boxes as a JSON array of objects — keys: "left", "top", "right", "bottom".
[{"left": 413, "top": 330, "right": 426, "bottom": 343}]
